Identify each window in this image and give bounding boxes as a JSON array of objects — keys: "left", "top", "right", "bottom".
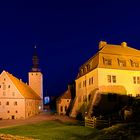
[
  {"left": 67, "top": 100, "right": 69, "bottom": 102},
  {"left": 112, "top": 76, "right": 116, "bottom": 83},
  {"left": 131, "top": 60, "right": 139, "bottom": 67},
  {"left": 4, "top": 78, "right": 6, "bottom": 81},
  {"left": 107, "top": 75, "right": 111, "bottom": 83},
  {"left": 88, "top": 94, "right": 91, "bottom": 101},
  {"left": 103, "top": 58, "right": 112, "bottom": 65},
  {"left": 3, "top": 85, "right": 6, "bottom": 90},
  {"left": 8, "top": 85, "right": 10, "bottom": 88},
  {"left": 118, "top": 59, "right": 126, "bottom": 67},
  {"left": 107, "top": 75, "right": 116, "bottom": 83},
  {"left": 89, "top": 77, "right": 93, "bottom": 85},
  {"left": 133, "top": 76, "right": 140, "bottom": 84},
  {"left": 65, "top": 106, "right": 67, "bottom": 112},
  {"left": 15, "top": 110, "right": 18, "bottom": 113},
  {"left": 78, "top": 82, "right": 81, "bottom": 88},
  {"left": 91, "top": 77, "right": 93, "bottom": 84},
  {"left": 133, "top": 77, "right": 136, "bottom": 84},
  {"left": 6, "top": 101, "right": 9, "bottom": 105},
  {"left": 87, "top": 64, "right": 90, "bottom": 71},
  {"left": 14, "top": 101, "right": 17, "bottom": 106},
  {"left": 83, "top": 80, "right": 86, "bottom": 87},
  {"left": 137, "top": 77, "right": 140, "bottom": 84},
  {"left": 0, "top": 85, "right": 1, "bottom": 88},
  {"left": 7, "top": 110, "right": 10, "bottom": 113},
  {"left": 0, "top": 102, "right": 1, "bottom": 105},
  {"left": 60, "top": 106, "right": 63, "bottom": 112}
]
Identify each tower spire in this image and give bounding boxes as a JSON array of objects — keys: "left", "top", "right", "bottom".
[{"left": 31, "top": 45, "right": 40, "bottom": 72}]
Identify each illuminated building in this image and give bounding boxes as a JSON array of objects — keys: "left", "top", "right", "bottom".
[
  {"left": 70, "top": 41, "right": 140, "bottom": 117},
  {"left": 57, "top": 83, "right": 75, "bottom": 115},
  {"left": 0, "top": 47, "right": 43, "bottom": 119}
]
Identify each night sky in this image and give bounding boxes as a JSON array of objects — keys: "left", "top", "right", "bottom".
[{"left": 0, "top": 0, "right": 140, "bottom": 96}]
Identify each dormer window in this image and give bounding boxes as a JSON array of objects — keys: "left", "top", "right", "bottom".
[
  {"left": 118, "top": 59, "right": 126, "bottom": 67},
  {"left": 103, "top": 58, "right": 112, "bottom": 65},
  {"left": 131, "top": 60, "right": 139, "bottom": 67},
  {"left": 87, "top": 64, "right": 90, "bottom": 71}
]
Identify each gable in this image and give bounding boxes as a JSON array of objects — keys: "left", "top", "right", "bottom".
[
  {"left": 0, "top": 71, "right": 41, "bottom": 100},
  {"left": 0, "top": 71, "right": 24, "bottom": 99}
]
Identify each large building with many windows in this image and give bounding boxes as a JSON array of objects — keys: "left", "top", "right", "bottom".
[
  {"left": 0, "top": 47, "right": 43, "bottom": 120},
  {"left": 70, "top": 41, "right": 140, "bottom": 118}
]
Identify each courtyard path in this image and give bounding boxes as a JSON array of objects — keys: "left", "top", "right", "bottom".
[{"left": 0, "top": 112, "right": 76, "bottom": 128}]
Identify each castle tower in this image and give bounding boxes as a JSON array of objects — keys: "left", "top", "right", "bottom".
[{"left": 28, "top": 46, "right": 43, "bottom": 100}]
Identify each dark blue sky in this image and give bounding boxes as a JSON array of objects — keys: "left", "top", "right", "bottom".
[{"left": 0, "top": 0, "right": 140, "bottom": 96}]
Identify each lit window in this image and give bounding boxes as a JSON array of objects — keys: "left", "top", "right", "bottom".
[
  {"left": 107, "top": 75, "right": 111, "bottom": 83},
  {"left": 6, "top": 101, "right": 9, "bottom": 105}
]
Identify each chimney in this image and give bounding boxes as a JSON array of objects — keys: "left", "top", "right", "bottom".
[
  {"left": 99, "top": 41, "right": 107, "bottom": 50},
  {"left": 121, "top": 42, "right": 127, "bottom": 47}
]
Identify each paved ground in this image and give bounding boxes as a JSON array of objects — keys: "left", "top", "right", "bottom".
[{"left": 0, "top": 112, "right": 77, "bottom": 129}]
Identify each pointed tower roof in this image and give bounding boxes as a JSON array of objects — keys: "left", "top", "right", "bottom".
[{"left": 31, "top": 46, "right": 41, "bottom": 72}]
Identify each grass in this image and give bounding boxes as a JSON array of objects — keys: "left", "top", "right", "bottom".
[{"left": 0, "top": 121, "right": 97, "bottom": 140}]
